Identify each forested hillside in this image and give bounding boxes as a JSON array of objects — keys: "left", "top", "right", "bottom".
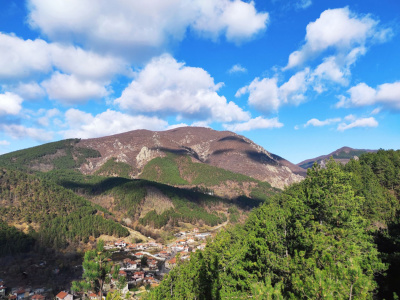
[
  {"left": 38, "top": 169, "right": 257, "bottom": 235},
  {"left": 146, "top": 150, "right": 400, "bottom": 299},
  {"left": 0, "top": 169, "right": 128, "bottom": 252}
]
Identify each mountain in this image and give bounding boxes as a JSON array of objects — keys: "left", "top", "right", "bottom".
[
  {"left": 297, "top": 146, "right": 377, "bottom": 169},
  {"left": 76, "top": 126, "right": 304, "bottom": 189},
  {"left": 0, "top": 127, "right": 296, "bottom": 244},
  {"left": 0, "top": 127, "right": 303, "bottom": 189}
]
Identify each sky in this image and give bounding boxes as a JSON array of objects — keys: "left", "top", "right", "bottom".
[{"left": 0, "top": 0, "right": 399, "bottom": 164}]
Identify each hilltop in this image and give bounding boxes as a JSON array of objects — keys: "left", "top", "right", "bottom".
[{"left": 297, "top": 146, "right": 377, "bottom": 169}]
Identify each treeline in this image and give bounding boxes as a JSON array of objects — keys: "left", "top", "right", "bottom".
[
  {"left": 0, "top": 221, "right": 35, "bottom": 256},
  {"left": 0, "top": 169, "right": 128, "bottom": 252},
  {"left": 0, "top": 139, "right": 100, "bottom": 171},
  {"left": 146, "top": 150, "right": 400, "bottom": 299}
]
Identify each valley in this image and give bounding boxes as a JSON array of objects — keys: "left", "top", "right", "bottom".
[{"left": 0, "top": 127, "right": 399, "bottom": 299}]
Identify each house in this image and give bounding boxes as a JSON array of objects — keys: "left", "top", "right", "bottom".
[
  {"left": 88, "top": 292, "right": 101, "bottom": 300},
  {"left": 14, "top": 289, "right": 26, "bottom": 300},
  {"left": 56, "top": 291, "right": 73, "bottom": 300},
  {"left": 193, "top": 228, "right": 199, "bottom": 233},
  {"left": 114, "top": 240, "right": 126, "bottom": 248},
  {"left": 148, "top": 259, "right": 158, "bottom": 269},
  {"left": 165, "top": 257, "right": 176, "bottom": 269},
  {"left": 135, "top": 252, "right": 144, "bottom": 258},
  {"left": 171, "top": 245, "right": 184, "bottom": 252},
  {"left": 118, "top": 270, "right": 127, "bottom": 277},
  {"left": 133, "top": 271, "right": 145, "bottom": 280},
  {"left": 31, "top": 295, "right": 45, "bottom": 300},
  {"left": 124, "top": 259, "right": 137, "bottom": 269}
]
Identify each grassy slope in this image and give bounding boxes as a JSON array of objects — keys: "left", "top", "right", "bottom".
[{"left": 140, "top": 154, "right": 277, "bottom": 200}]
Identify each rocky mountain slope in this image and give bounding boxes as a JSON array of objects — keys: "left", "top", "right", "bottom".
[
  {"left": 76, "top": 127, "right": 304, "bottom": 189},
  {"left": 297, "top": 146, "right": 377, "bottom": 169}
]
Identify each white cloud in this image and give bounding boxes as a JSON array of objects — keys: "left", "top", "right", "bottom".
[
  {"left": 1, "top": 124, "right": 53, "bottom": 142},
  {"left": 115, "top": 54, "right": 250, "bottom": 122},
  {"left": 0, "top": 33, "right": 51, "bottom": 79},
  {"left": 228, "top": 64, "right": 247, "bottom": 74},
  {"left": 296, "top": 0, "right": 312, "bottom": 9},
  {"left": 42, "top": 72, "right": 110, "bottom": 104},
  {"left": 223, "top": 116, "right": 283, "bottom": 131},
  {"left": 279, "top": 68, "right": 310, "bottom": 105},
  {"left": 0, "top": 32, "right": 129, "bottom": 81},
  {"left": 0, "top": 140, "right": 10, "bottom": 146},
  {"left": 284, "top": 7, "right": 388, "bottom": 69},
  {"left": 337, "top": 117, "right": 378, "bottom": 131},
  {"left": 62, "top": 109, "right": 168, "bottom": 139},
  {"left": 371, "top": 107, "right": 381, "bottom": 115},
  {"left": 48, "top": 43, "right": 130, "bottom": 80},
  {"left": 311, "top": 56, "right": 348, "bottom": 86},
  {"left": 191, "top": 121, "right": 210, "bottom": 128},
  {"left": 344, "top": 114, "right": 356, "bottom": 121},
  {"left": 38, "top": 108, "right": 61, "bottom": 126},
  {"left": 337, "top": 81, "right": 400, "bottom": 110},
  {"left": 28, "top": 0, "right": 269, "bottom": 56},
  {"left": 0, "top": 92, "right": 23, "bottom": 115},
  {"left": 236, "top": 77, "right": 280, "bottom": 113},
  {"left": 8, "top": 82, "right": 46, "bottom": 100},
  {"left": 304, "top": 117, "right": 341, "bottom": 127},
  {"left": 236, "top": 69, "right": 310, "bottom": 113}
]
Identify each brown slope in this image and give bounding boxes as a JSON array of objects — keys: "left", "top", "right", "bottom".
[
  {"left": 77, "top": 126, "right": 303, "bottom": 189},
  {"left": 297, "top": 146, "right": 377, "bottom": 169}
]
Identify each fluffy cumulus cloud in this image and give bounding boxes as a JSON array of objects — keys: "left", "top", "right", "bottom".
[
  {"left": 284, "top": 7, "right": 388, "bottom": 69},
  {"left": 304, "top": 117, "right": 341, "bottom": 127},
  {"left": 0, "top": 33, "right": 128, "bottom": 81},
  {"left": 42, "top": 72, "right": 110, "bottom": 105},
  {"left": 0, "top": 124, "right": 53, "bottom": 142},
  {"left": 62, "top": 109, "right": 168, "bottom": 139},
  {"left": 236, "top": 69, "right": 310, "bottom": 113},
  {"left": 337, "top": 81, "right": 400, "bottom": 110},
  {"left": 7, "top": 82, "right": 46, "bottom": 100},
  {"left": 238, "top": 7, "right": 392, "bottom": 114},
  {"left": 223, "top": 116, "right": 283, "bottom": 131},
  {"left": 115, "top": 54, "right": 250, "bottom": 122},
  {"left": 337, "top": 117, "right": 378, "bottom": 131},
  {"left": 28, "top": 0, "right": 269, "bottom": 56},
  {"left": 0, "top": 92, "right": 23, "bottom": 115},
  {"left": 0, "top": 33, "right": 51, "bottom": 79}
]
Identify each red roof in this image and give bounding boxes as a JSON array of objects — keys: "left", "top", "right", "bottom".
[
  {"left": 169, "top": 257, "right": 176, "bottom": 264},
  {"left": 56, "top": 291, "right": 68, "bottom": 299},
  {"left": 32, "top": 295, "right": 45, "bottom": 300},
  {"left": 9, "top": 296, "right": 17, "bottom": 300}
]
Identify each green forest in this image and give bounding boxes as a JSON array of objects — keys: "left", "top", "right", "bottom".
[
  {"left": 145, "top": 150, "right": 400, "bottom": 299},
  {"left": 0, "top": 169, "right": 129, "bottom": 252}
]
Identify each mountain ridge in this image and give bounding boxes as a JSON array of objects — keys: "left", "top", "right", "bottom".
[
  {"left": 297, "top": 146, "right": 377, "bottom": 169},
  {"left": 76, "top": 126, "right": 304, "bottom": 189}
]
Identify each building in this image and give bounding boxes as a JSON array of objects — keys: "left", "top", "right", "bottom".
[{"left": 55, "top": 291, "right": 73, "bottom": 300}]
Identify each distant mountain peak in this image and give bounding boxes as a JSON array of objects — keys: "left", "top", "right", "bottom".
[{"left": 297, "top": 146, "right": 377, "bottom": 169}]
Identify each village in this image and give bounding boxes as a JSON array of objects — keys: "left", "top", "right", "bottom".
[{"left": 0, "top": 228, "right": 212, "bottom": 300}]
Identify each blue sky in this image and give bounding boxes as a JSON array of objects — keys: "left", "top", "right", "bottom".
[{"left": 0, "top": 0, "right": 399, "bottom": 163}]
